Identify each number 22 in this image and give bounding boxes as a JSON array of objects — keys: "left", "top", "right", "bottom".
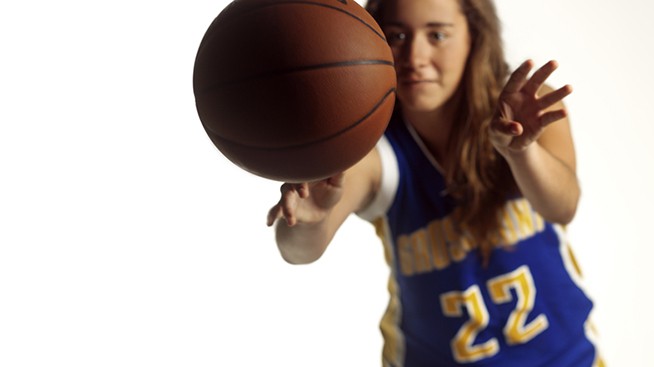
[{"left": 440, "top": 266, "right": 549, "bottom": 363}]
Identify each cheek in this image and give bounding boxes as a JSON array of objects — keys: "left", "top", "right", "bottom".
[{"left": 441, "top": 48, "right": 470, "bottom": 80}]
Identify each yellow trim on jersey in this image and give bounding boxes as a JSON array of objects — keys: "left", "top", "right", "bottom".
[
  {"left": 555, "top": 225, "right": 605, "bottom": 366},
  {"left": 395, "top": 198, "right": 545, "bottom": 277},
  {"left": 375, "top": 218, "right": 405, "bottom": 367}
]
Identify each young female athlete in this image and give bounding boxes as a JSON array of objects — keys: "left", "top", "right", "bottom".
[{"left": 267, "top": 0, "right": 601, "bottom": 365}]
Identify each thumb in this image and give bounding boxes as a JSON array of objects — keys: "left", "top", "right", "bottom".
[{"left": 491, "top": 118, "right": 523, "bottom": 136}]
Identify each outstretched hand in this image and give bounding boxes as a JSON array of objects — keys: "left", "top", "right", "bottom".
[
  {"left": 490, "top": 60, "right": 573, "bottom": 156},
  {"left": 266, "top": 173, "right": 345, "bottom": 227}
]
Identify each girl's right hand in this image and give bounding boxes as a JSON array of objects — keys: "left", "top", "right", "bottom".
[{"left": 266, "top": 173, "right": 345, "bottom": 227}]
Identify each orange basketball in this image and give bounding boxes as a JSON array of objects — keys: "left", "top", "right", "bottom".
[{"left": 193, "top": 0, "right": 396, "bottom": 182}]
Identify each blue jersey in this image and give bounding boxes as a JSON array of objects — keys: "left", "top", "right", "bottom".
[{"left": 357, "top": 114, "right": 602, "bottom": 367}]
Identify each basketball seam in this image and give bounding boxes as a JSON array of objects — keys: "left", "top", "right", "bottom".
[
  {"left": 204, "top": 0, "right": 387, "bottom": 45},
  {"left": 207, "top": 87, "right": 396, "bottom": 151},
  {"left": 198, "top": 59, "right": 394, "bottom": 93},
  {"left": 268, "top": 1, "right": 386, "bottom": 40}
]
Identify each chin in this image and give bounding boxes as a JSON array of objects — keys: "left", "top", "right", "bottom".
[
  {"left": 398, "top": 94, "right": 446, "bottom": 113},
  {"left": 398, "top": 82, "right": 458, "bottom": 111}
]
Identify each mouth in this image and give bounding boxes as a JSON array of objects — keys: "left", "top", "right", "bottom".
[
  {"left": 399, "top": 78, "right": 438, "bottom": 85},
  {"left": 399, "top": 80, "right": 438, "bottom": 91}
]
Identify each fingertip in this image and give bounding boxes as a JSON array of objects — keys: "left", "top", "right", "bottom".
[
  {"left": 298, "top": 183, "right": 310, "bottom": 198},
  {"left": 540, "top": 109, "right": 568, "bottom": 126},
  {"left": 328, "top": 172, "right": 345, "bottom": 187},
  {"left": 268, "top": 209, "right": 280, "bottom": 226},
  {"left": 285, "top": 216, "right": 297, "bottom": 227},
  {"left": 496, "top": 120, "right": 522, "bottom": 136},
  {"left": 267, "top": 206, "right": 280, "bottom": 227},
  {"left": 511, "top": 122, "right": 523, "bottom": 136}
]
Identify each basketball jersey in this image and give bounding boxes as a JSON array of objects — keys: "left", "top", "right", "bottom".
[{"left": 357, "top": 114, "right": 602, "bottom": 367}]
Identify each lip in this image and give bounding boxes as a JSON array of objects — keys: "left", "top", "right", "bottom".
[
  {"left": 399, "top": 78, "right": 438, "bottom": 84},
  {"left": 398, "top": 74, "right": 436, "bottom": 84}
]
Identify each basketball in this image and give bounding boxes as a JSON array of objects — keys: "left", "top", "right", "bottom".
[{"left": 193, "top": 0, "right": 396, "bottom": 182}]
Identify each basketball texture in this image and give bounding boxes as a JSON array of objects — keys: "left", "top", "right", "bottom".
[{"left": 193, "top": 0, "right": 396, "bottom": 182}]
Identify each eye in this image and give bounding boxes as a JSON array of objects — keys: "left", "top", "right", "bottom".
[
  {"left": 385, "top": 31, "right": 407, "bottom": 45},
  {"left": 428, "top": 31, "right": 447, "bottom": 42}
]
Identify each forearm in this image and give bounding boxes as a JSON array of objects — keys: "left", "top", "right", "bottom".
[
  {"left": 274, "top": 214, "right": 340, "bottom": 265},
  {"left": 503, "top": 142, "right": 580, "bottom": 224},
  {"left": 269, "top": 149, "right": 381, "bottom": 264}
]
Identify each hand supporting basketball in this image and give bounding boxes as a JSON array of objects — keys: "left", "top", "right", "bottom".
[
  {"left": 266, "top": 174, "right": 345, "bottom": 227},
  {"left": 489, "top": 60, "right": 572, "bottom": 156}
]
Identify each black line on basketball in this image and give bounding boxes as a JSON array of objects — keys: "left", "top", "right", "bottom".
[
  {"left": 203, "top": 0, "right": 387, "bottom": 47},
  {"left": 209, "top": 87, "right": 396, "bottom": 151},
  {"left": 273, "top": 0, "right": 386, "bottom": 41},
  {"left": 200, "top": 59, "right": 394, "bottom": 93}
]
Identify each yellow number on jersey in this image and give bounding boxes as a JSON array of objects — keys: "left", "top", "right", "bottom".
[
  {"left": 440, "top": 285, "right": 500, "bottom": 363},
  {"left": 487, "top": 265, "right": 549, "bottom": 345},
  {"left": 440, "top": 266, "right": 549, "bottom": 363}
]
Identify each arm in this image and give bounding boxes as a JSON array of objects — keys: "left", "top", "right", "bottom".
[
  {"left": 266, "top": 148, "right": 381, "bottom": 264},
  {"left": 490, "top": 60, "right": 580, "bottom": 224}
]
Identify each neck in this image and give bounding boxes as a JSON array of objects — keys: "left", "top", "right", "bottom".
[{"left": 401, "top": 101, "right": 458, "bottom": 167}]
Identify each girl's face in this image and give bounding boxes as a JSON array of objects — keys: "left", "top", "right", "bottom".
[{"left": 382, "top": 0, "right": 471, "bottom": 114}]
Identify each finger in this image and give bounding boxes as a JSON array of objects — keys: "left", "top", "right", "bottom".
[
  {"left": 327, "top": 172, "right": 345, "bottom": 188},
  {"left": 523, "top": 60, "right": 558, "bottom": 96},
  {"left": 281, "top": 188, "right": 300, "bottom": 226},
  {"left": 267, "top": 204, "right": 283, "bottom": 226},
  {"left": 538, "top": 84, "right": 573, "bottom": 110},
  {"left": 503, "top": 59, "right": 534, "bottom": 94},
  {"left": 497, "top": 101, "right": 514, "bottom": 121},
  {"left": 279, "top": 183, "right": 289, "bottom": 198},
  {"left": 491, "top": 118, "right": 523, "bottom": 136},
  {"left": 281, "top": 202, "right": 297, "bottom": 226},
  {"left": 539, "top": 109, "right": 568, "bottom": 127},
  {"left": 296, "top": 182, "right": 310, "bottom": 199},
  {"left": 277, "top": 183, "right": 300, "bottom": 225}
]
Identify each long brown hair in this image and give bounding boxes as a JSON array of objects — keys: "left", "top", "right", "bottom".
[{"left": 366, "top": 0, "right": 515, "bottom": 257}]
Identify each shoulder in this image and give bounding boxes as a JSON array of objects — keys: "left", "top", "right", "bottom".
[{"left": 355, "top": 135, "right": 400, "bottom": 221}]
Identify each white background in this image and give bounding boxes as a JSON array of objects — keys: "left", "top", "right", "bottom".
[{"left": 1, "top": 0, "right": 651, "bottom": 366}]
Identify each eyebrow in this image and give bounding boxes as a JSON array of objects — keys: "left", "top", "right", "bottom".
[{"left": 383, "top": 21, "right": 455, "bottom": 28}]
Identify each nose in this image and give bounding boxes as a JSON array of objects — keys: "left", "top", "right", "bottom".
[{"left": 400, "top": 34, "right": 430, "bottom": 70}]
